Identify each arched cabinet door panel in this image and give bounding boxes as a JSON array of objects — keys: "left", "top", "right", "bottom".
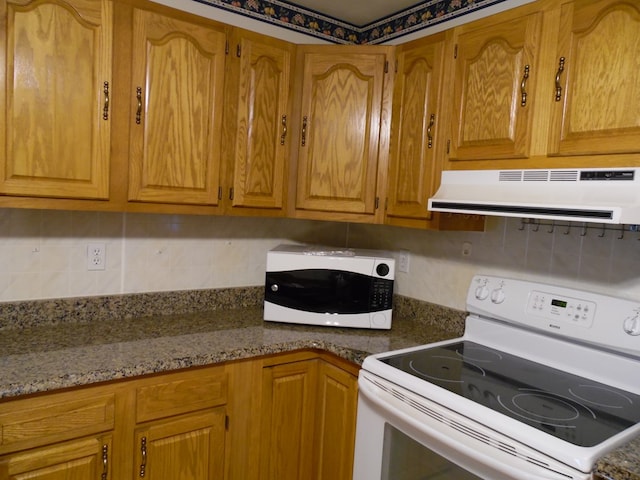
[
  {"left": 127, "top": 8, "right": 226, "bottom": 206},
  {"left": 548, "top": 0, "right": 640, "bottom": 156},
  {"left": 448, "top": 11, "right": 542, "bottom": 162},
  {"left": 0, "top": 0, "right": 112, "bottom": 199},
  {"left": 294, "top": 46, "right": 391, "bottom": 219},
  {"left": 386, "top": 33, "right": 446, "bottom": 222}
]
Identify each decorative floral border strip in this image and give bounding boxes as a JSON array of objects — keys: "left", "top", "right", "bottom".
[{"left": 194, "top": 0, "right": 509, "bottom": 44}]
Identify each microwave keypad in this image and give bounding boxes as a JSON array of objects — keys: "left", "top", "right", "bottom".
[{"left": 372, "top": 278, "right": 393, "bottom": 309}]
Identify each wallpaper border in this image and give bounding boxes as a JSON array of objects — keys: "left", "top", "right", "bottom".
[{"left": 193, "top": 0, "right": 510, "bottom": 44}]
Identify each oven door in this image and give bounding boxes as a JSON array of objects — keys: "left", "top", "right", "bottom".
[{"left": 353, "top": 370, "right": 590, "bottom": 480}]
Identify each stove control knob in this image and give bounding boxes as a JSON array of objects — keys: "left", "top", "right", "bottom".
[
  {"left": 491, "top": 288, "right": 506, "bottom": 304},
  {"left": 475, "top": 284, "right": 489, "bottom": 300},
  {"left": 623, "top": 315, "right": 640, "bottom": 336}
]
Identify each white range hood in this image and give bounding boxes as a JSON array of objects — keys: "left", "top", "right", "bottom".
[{"left": 428, "top": 168, "right": 640, "bottom": 225}]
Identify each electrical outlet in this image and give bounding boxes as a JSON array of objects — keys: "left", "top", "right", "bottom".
[
  {"left": 462, "top": 241, "right": 472, "bottom": 257},
  {"left": 87, "top": 242, "right": 106, "bottom": 271},
  {"left": 397, "top": 250, "right": 410, "bottom": 273}
]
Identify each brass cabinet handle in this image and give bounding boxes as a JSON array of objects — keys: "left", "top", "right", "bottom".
[
  {"left": 103, "top": 82, "right": 109, "bottom": 120},
  {"left": 139, "top": 437, "right": 147, "bottom": 477},
  {"left": 426, "top": 113, "right": 435, "bottom": 148},
  {"left": 555, "top": 57, "right": 565, "bottom": 102},
  {"left": 520, "top": 65, "right": 530, "bottom": 106},
  {"left": 301, "top": 116, "right": 308, "bottom": 146},
  {"left": 101, "top": 444, "right": 108, "bottom": 480},
  {"left": 136, "top": 87, "right": 143, "bottom": 125},
  {"left": 280, "top": 115, "right": 287, "bottom": 145}
]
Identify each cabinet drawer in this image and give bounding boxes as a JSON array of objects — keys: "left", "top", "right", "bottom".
[
  {"left": 0, "top": 393, "right": 115, "bottom": 453},
  {"left": 136, "top": 368, "right": 228, "bottom": 423}
]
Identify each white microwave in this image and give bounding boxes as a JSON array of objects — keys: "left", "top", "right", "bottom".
[{"left": 264, "top": 244, "right": 395, "bottom": 329}]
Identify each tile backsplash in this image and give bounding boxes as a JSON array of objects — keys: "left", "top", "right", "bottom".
[
  {"left": 1, "top": 209, "right": 638, "bottom": 309},
  {"left": 0, "top": 209, "right": 346, "bottom": 302},
  {"left": 349, "top": 217, "right": 640, "bottom": 309}
]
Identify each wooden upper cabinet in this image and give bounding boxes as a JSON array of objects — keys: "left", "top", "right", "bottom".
[
  {"left": 386, "top": 33, "right": 446, "bottom": 223},
  {"left": 448, "top": 10, "right": 543, "bottom": 162},
  {"left": 548, "top": 0, "right": 640, "bottom": 156},
  {"left": 127, "top": 8, "right": 226, "bottom": 206},
  {"left": 0, "top": 0, "right": 112, "bottom": 200},
  {"left": 293, "top": 46, "right": 391, "bottom": 219},
  {"left": 227, "top": 31, "right": 293, "bottom": 212}
]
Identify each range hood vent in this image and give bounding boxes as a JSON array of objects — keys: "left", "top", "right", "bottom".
[{"left": 428, "top": 168, "right": 640, "bottom": 225}]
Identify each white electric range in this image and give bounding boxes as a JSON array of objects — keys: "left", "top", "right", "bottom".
[{"left": 353, "top": 275, "right": 640, "bottom": 479}]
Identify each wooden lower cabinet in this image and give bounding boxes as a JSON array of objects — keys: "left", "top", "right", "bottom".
[
  {"left": 134, "top": 409, "right": 226, "bottom": 480},
  {"left": 257, "top": 354, "right": 358, "bottom": 480},
  {"left": 314, "top": 361, "right": 358, "bottom": 480},
  {"left": 0, "top": 435, "right": 112, "bottom": 480},
  {"left": 0, "top": 366, "right": 228, "bottom": 480},
  {"left": 0, "top": 352, "right": 358, "bottom": 480},
  {"left": 260, "top": 360, "right": 318, "bottom": 480}
]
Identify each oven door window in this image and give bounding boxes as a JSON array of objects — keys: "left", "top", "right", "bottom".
[{"left": 381, "top": 424, "right": 481, "bottom": 480}]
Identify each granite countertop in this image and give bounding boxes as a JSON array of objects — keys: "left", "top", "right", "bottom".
[
  {"left": 0, "top": 306, "right": 458, "bottom": 399},
  {"left": 0, "top": 288, "right": 637, "bottom": 479},
  {"left": 0, "top": 290, "right": 464, "bottom": 400}
]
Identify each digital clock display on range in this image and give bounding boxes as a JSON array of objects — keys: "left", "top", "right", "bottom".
[{"left": 551, "top": 299, "right": 568, "bottom": 308}]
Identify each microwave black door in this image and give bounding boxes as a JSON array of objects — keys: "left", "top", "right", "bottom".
[{"left": 265, "top": 269, "right": 393, "bottom": 314}]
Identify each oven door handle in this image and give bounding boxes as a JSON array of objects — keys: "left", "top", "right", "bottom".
[{"left": 356, "top": 372, "right": 586, "bottom": 480}]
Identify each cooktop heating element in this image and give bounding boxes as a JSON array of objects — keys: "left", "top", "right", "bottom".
[{"left": 381, "top": 340, "right": 640, "bottom": 447}]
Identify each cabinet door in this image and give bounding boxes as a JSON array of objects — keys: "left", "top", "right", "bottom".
[
  {"left": 0, "top": 0, "right": 112, "bottom": 199},
  {"left": 313, "top": 361, "right": 358, "bottom": 480},
  {"left": 128, "top": 8, "right": 226, "bottom": 205},
  {"left": 548, "top": 0, "right": 640, "bottom": 156},
  {"left": 0, "top": 436, "right": 111, "bottom": 480},
  {"left": 134, "top": 409, "right": 226, "bottom": 480},
  {"left": 260, "top": 360, "right": 318, "bottom": 480},
  {"left": 295, "top": 48, "right": 388, "bottom": 215},
  {"left": 228, "top": 32, "right": 293, "bottom": 211},
  {"left": 448, "top": 11, "right": 542, "bottom": 162},
  {"left": 386, "top": 34, "right": 446, "bottom": 222}
]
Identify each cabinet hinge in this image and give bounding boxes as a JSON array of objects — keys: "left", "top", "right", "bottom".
[
  {"left": 225, "top": 40, "right": 229, "bottom": 55},
  {"left": 454, "top": 44, "right": 458, "bottom": 59},
  {"left": 218, "top": 186, "right": 223, "bottom": 200},
  {"left": 229, "top": 187, "right": 234, "bottom": 200},
  {"left": 236, "top": 44, "right": 241, "bottom": 58},
  {"left": 384, "top": 61, "right": 389, "bottom": 73},
  {"left": 447, "top": 139, "right": 451, "bottom": 154},
  {"left": 384, "top": 197, "right": 388, "bottom": 211},
  {"left": 395, "top": 60, "right": 398, "bottom": 74},
  {"left": 225, "top": 415, "right": 229, "bottom": 430},
  {"left": 375, "top": 196, "right": 380, "bottom": 209}
]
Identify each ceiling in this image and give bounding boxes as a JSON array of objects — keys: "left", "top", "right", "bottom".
[{"left": 289, "top": 0, "right": 423, "bottom": 27}]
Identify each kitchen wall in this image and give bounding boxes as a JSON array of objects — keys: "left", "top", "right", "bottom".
[
  {"left": 350, "top": 218, "right": 640, "bottom": 309},
  {"left": 1, "top": 209, "right": 638, "bottom": 309}
]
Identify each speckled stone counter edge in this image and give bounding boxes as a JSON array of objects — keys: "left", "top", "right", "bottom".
[{"left": 0, "top": 288, "right": 466, "bottom": 333}]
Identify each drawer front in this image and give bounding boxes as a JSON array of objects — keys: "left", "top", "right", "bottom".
[
  {"left": 136, "top": 369, "right": 228, "bottom": 423},
  {"left": 0, "top": 394, "right": 115, "bottom": 453}
]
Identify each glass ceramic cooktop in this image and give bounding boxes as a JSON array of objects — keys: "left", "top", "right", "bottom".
[{"left": 380, "top": 341, "right": 640, "bottom": 447}]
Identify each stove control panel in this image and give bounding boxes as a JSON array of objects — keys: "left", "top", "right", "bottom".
[
  {"left": 467, "top": 275, "right": 640, "bottom": 357},
  {"left": 526, "top": 291, "right": 596, "bottom": 328}
]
